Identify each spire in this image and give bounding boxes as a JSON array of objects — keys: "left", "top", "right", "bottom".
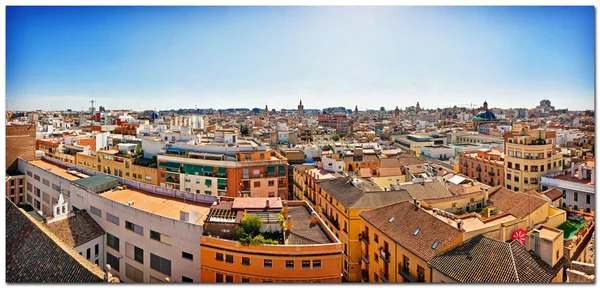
[{"left": 300, "top": 100, "right": 302, "bottom": 105}]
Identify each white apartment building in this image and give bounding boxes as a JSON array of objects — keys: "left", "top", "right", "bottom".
[
  {"left": 19, "top": 157, "right": 215, "bottom": 283},
  {"left": 541, "top": 161, "right": 595, "bottom": 213}
]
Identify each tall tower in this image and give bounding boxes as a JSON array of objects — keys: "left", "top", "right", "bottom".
[
  {"left": 355, "top": 105, "right": 358, "bottom": 115},
  {"left": 416, "top": 102, "right": 420, "bottom": 112},
  {"left": 395, "top": 106, "right": 400, "bottom": 118},
  {"left": 264, "top": 105, "right": 269, "bottom": 117},
  {"left": 298, "top": 100, "right": 304, "bottom": 116}
]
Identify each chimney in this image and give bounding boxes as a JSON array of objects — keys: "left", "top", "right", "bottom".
[
  {"left": 578, "top": 165, "right": 583, "bottom": 180},
  {"left": 413, "top": 199, "right": 420, "bottom": 208},
  {"left": 283, "top": 202, "right": 288, "bottom": 218},
  {"left": 287, "top": 215, "right": 293, "bottom": 231},
  {"left": 457, "top": 219, "right": 463, "bottom": 231},
  {"left": 266, "top": 199, "right": 270, "bottom": 208},
  {"left": 571, "top": 165, "right": 576, "bottom": 177},
  {"left": 310, "top": 212, "right": 318, "bottom": 225}
]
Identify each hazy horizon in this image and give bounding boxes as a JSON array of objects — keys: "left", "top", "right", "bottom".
[{"left": 7, "top": 6, "right": 595, "bottom": 112}]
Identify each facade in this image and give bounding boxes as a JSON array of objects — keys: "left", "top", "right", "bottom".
[
  {"left": 6, "top": 124, "right": 36, "bottom": 171},
  {"left": 200, "top": 198, "right": 342, "bottom": 282},
  {"left": 317, "top": 114, "right": 350, "bottom": 136},
  {"left": 6, "top": 170, "right": 26, "bottom": 204},
  {"left": 19, "top": 157, "right": 214, "bottom": 283},
  {"left": 157, "top": 134, "right": 288, "bottom": 199},
  {"left": 114, "top": 123, "right": 143, "bottom": 136},
  {"left": 459, "top": 149, "right": 505, "bottom": 186},
  {"left": 395, "top": 135, "right": 435, "bottom": 157},
  {"left": 504, "top": 127, "right": 563, "bottom": 192},
  {"left": 359, "top": 201, "right": 463, "bottom": 283},
  {"left": 420, "top": 145, "right": 454, "bottom": 161},
  {"left": 541, "top": 161, "right": 594, "bottom": 213},
  {"left": 76, "top": 149, "right": 158, "bottom": 185}
]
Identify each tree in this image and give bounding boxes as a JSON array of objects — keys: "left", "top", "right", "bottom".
[
  {"left": 241, "top": 125, "right": 249, "bottom": 136},
  {"left": 331, "top": 133, "right": 340, "bottom": 141},
  {"left": 239, "top": 214, "right": 263, "bottom": 237},
  {"left": 135, "top": 145, "right": 143, "bottom": 156}
]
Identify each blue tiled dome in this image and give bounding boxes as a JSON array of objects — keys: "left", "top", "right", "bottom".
[
  {"left": 474, "top": 110, "right": 497, "bottom": 120},
  {"left": 151, "top": 112, "right": 160, "bottom": 120}
]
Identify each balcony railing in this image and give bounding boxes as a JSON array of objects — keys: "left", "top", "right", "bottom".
[
  {"left": 380, "top": 250, "right": 391, "bottom": 263},
  {"left": 398, "top": 267, "right": 417, "bottom": 282},
  {"left": 379, "top": 268, "right": 389, "bottom": 282},
  {"left": 361, "top": 251, "right": 370, "bottom": 264},
  {"left": 360, "top": 232, "right": 370, "bottom": 244},
  {"left": 361, "top": 269, "right": 369, "bottom": 282}
]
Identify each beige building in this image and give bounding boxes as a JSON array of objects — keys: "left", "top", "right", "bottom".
[{"left": 503, "top": 127, "right": 562, "bottom": 192}]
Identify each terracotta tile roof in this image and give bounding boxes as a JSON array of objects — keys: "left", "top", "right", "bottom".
[
  {"left": 380, "top": 156, "right": 423, "bottom": 168},
  {"left": 423, "top": 191, "right": 483, "bottom": 204},
  {"left": 6, "top": 198, "right": 104, "bottom": 283},
  {"left": 429, "top": 235, "right": 566, "bottom": 283},
  {"left": 232, "top": 197, "right": 283, "bottom": 210},
  {"left": 351, "top": 190, "right": 413, "bottom": 209},
  {"left": 318, "top": 177, "right": 381, "bottom": 207},
  {"left": 377, "top": 167, "right": 403, "bottom": 177},
  {"left": 44, "top": 210, "right": 106, "bottom": 248},
  {"left": 541, "top": 188, "right": 563, "bottom": 202},
  {"left": 360, "top": 201, "right": 462, "bottom": 262},
  {"left": 488, "top": 187, "right": 547, "bottom": 219},
  {"left": 286, "top": 205, "right": 333, "bottom": 245},
  {"left": 406, "top": 164, "right": 427, "bottom": 174},
  {"left": 359, "top": 168, "right": 373, "bottom": 178},
  {"left": 402, "top": 181, "right": 455, "bottom": 200}
]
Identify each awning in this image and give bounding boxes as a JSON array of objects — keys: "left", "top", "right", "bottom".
[
  {"left": 217, "top": 167, "right": 226, "bottom": 175},
  {"left": 203, "top": 166, "right": 214, "bottom": 173},
  {"left": 160, "top": 162, "right": 180, "bottom": 170},
  {"left": 204, "top": 191, "right": 212, "bottom": 195},
  {"left": 184, "top": 164, "right": 203, "bottom": 175},
  {"left": 278, "top": 166, "right": 286, "bottom": 172},
  {"left": 205, "top": 179, "right": 212, "bottom": 186},
  {"left": 267, "top": 166, "right": 276, "bottom": 173},
  {"left": 217, "top": 179, "right": 227, "bottom": 186}
]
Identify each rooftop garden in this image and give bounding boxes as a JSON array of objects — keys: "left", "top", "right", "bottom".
[
  {"left": 234, "top": 213, "right": 284, "bottom": 246},
  {"left": 558, "top": 218, "right": 588, "bottom": 241}
]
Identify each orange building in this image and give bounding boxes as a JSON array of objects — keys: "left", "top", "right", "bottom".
[
  {"left": 114, "top": 123, "right": 142, "bottom": 136},
  {"left": 459, "top": 149, "right": 505, "bottom": 187},
  {"left": 200, "top": 198, "right": 342, "bottom": 283}
]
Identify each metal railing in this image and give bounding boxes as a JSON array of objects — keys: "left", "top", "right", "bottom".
[{"left": 379, "top": 268, "right": 389, "bottom": 282}]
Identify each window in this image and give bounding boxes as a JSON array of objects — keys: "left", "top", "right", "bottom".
[
  {"left": 52, "top": 183, "right": 60, "bottom": 192},
  {"left": 27, "top": 182, "right": 32, "bottom": 192},
  {"left": 125, "top": 263, "right": 144, "bottom": 282},
  {"left": 106, "top": 213, "right": 120, "bottom": 225},
  {"left": 374, "top": 233, "right": 379, "bottom": 243},
  {"left": 506, "top": 173, "right": 512, "bottom": 180},
  {"left": 182, "top": 251, "right": 193, "bottom": 261},
  {"left": 185, "top": 178, "right": 191, "bottom": 183},
  {"left": 225, "top": 254, "right": 234, "bottom": 264},
  {"left": 403, "top": 256, "right": 410, "bottom": 273},
  {"left": 107, "top": 233, "right": 120, "bottom": 251},
  {"left": 216, "top": 253, "right": 224, "bottom": 261},
  {"left": 86, "top": 248, "right": 91, "bottom": 259},
  {"left": 185, "top": 188, "right": 191, "bottom": 192},
  {"left": 417, "top": 265, "right": 425, "bottom": 282},
  {"left": 182, "top": 276, "right": 193, "bottom": 283},
  {"left": 216, "top": 273, "right": 223, "bottom": 283},
  {"left": 313, "top": 259, "right": 321, "bottom": 268},
  {"left": 286, "top": 260, "right": 294, "bottom": 269},
  {"left": 242, "top": 257, "right": 250, "bottom": 266},
  {"left": 242, "top": 278, "right": 250, "bottom": 283},
  {"left": 374, "top": 252, "right": 379, "bottom": 263},
  {"left": 90, "top": 206, "right": 102, "bottom": 217},
  {"left": 126, "top": 242, "right": 144, "bottom": 264},
  {"left": 586, "top": 194, "right": 591, "bottom": 204},
  {"left": 541, "top": 165, "right": 544, "bottom": 172},
  {"left": 413, "top": 227, "right": 421, "bottom": 236},
  {"left": 302, "top": 260, "right": 310, "bottom": 269},
  {"left": 264, "top": 259, "right": 272, "bottom": 268},
  {"left": 125, "top": 221, "right": 143, "bottom": 235},
  {"left": 150, "top": 253, "right": 171, "bottom": 276},
  {"left": 27, "top": 171, "right": 32, "bottom": 177},
  {"left": 574, "top": 192, "right": 578, "bottom": 202},
  {"left": 150, "top": 230, "right": 171, "bottom": 245},
  {"left": 563, "top": 190, "right": 566, "bottom": 199},
  {"left": 514, "top": 176, "right": 519, "bottom": 182},
  {"left": 34, "top": 174, "right": 40, "bottom": 181},
  {"left": 556, "top": 250, "right": 559, "bottom": 259},
  {"left": 268, "top": 180, "right": 275, "bottom": 187},
  {"left": 514, "top": 187, "right": 519, "bottom": 192},
  {"left": 106, "top": 252, "right": 120, "bottom": 272},
  {"left": 254, "top": 181, "right": 261, "bottom": 188},
  {"left": 507, "top": 162, "right": 512, "bottom": 169},
  {"left": 226, "top": 275, "right": 233, "bottom": 282},
  {"left": 35, "top": 187, "right": 41, "bottom": 197},
  {"left": 507, "top": 184, "right": 512, "bottom": 190},
  {"left": 95, "top": 244, "right": 99, "bottom": 257}
]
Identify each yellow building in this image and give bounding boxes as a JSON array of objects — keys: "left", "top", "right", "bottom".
[
  {"left": 76, "top": 149, "right": 158, "bottom": 185},
  {"left": 503, "top": 127, "right": 562, "bottom": 192},
  {"left": 395, "top": 135, "right": 434, "bottom": 157},
  {"left": 359, "top": 201, "right": 463, "bottom": 282}
]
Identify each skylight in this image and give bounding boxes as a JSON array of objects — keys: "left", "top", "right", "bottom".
[
  {"left": 388, "top": 216, "right": 395, "bottom": 223},
  {"left": 432, "top": 240, "right": 440, "bottom": 249},
  {"left": 413, "top": 227, "right": 421, "bottom": 236}
]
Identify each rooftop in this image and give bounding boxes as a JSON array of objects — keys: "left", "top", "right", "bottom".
[
  {"left": 28, "top": 160, "right": 85, "bottom": 181},
  {"left": 429, "top": 235, "right": 566, "bottom": 283},
  {"left": 44, "top": 210, "right": 106, "bottom": 248},
  {"left": 286, "top": 204, "right": 335, "bottom": 245},
  {"left": 100, "top": 187, "right": 210, "bottom": 225},
  {"left": 6, "top": 198, "right": 104, "bottom": 283},
  {"left": 72, "top": 174, "right": 119, "bottom": 189},
  {"left": 401, "top": 181, "right": 455, "bottom": 200},
  {"left": 488, "top": 187, "right": 547, "bottom": 219}
]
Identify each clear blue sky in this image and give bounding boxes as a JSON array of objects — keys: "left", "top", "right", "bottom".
[{"left": 6, "top": 6, "right": 595, "bottom": 112}]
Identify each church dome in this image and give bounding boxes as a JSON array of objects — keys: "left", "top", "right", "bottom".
[
  {"left": 151, "top": 112, "right": 160, "bottom": 120},
  {"left": 473, "top": 110, "right": 497, "bottom": 120}
]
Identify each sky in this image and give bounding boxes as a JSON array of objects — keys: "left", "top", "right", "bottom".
[{"left": 6, "top": 6, "right": 595, "bottom": 112}]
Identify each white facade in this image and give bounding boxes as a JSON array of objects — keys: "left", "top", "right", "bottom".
[
  {"left": 321, "top": 156, "right": 344, "bottom": 173},
  {"left": 420, "top": 145, "right": 455, "bottom": 160},
  {"left": 75, "top": 235, "right": 105, "bottom": 268},
  {"left": 18, "top": 158, "right": 207, "bottom": 283},
  {"left": 541, "top": 164, "right": 595, "bottom": 213},
  {"left": 142, "top": 138, "right": 166, "bottom": 159}
]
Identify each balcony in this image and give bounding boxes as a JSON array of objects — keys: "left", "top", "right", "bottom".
[
  {"left": 361, "top": 269, "right": 369, "bottom": 282},
  {"left": 360, "top": 232, "right": 370, "bottom": 244},
  {"left": 379, "top": 268, "right": 389, "bottom": 282},
  {"left": 361, "top": 251, "right": 370, "bottom": 264},
  {"left": 380, "top": 250, "right": 391, "bottom": 263},
  {"left": 398, "top": 267, "right": 417, "bottom": 282}
]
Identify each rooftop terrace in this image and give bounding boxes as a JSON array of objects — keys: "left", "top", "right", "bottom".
[{"left": 29, "top": 160, "right": 86, "bottom": 181}]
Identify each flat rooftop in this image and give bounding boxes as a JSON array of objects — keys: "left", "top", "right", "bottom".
[
  {"left": 551, "top": 173, "right": 594, "bottom": 186},
  {"left": 28, "top": 160, "right": 85, "bottom": 181},
  {"left": 100, "top": 187, "right": 210, "bottom": 225},
  {"left": 538, "top": 226, "right": 561, "bottom": 241}
]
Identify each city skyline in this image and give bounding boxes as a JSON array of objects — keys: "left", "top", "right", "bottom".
[{"left": 7, "top": 6, "right": 595, "bottom": 111}]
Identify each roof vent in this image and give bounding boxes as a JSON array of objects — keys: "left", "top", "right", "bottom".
[
  {"left": 432, "top": 240, "right": 440, "bottom": 249},
  {"left": 127, "top": 200, "right": 134, "bottom": 206}
]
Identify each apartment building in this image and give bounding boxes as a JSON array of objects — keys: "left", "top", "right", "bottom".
[
  {"left": 6, "top": 170, "right": 26, "bottom": 204},
  {"left": 18, "top": 157, "right": 215, "bottom": 282},
  {"left": 504, "top": 128, "right": 563, "bottom": 192},
  {"left": 114, "top": 123, "right": 143, "bottom": 136},
  {"left": 459, "top": 149, "right": 505, "bottom": 186},
  {"left": 541, "top": 160, "right": 594, "bottom": 213},
  {"left": 317, "top": 114, "right": 350, "bottom": 136},
  {"left": 157, "top": 132, "right": 288, "bottom": 199},
  {"left": 6, "top": 124, "right": 36, "bottom": 171},
  {"left": 76, "top": 145, "right": 158, "bottom": 186},
  {"left": 200, "top": 198, "right": 342, "bottom": 282},
  {"left": 343, "top": 148, "right": 380, "bottom": 172},
  {"left": 359, "top": 201, "right": 463, "bottom": 282},
  {"left": 395, "top": 134, "right": 444, "bottom": 157}
]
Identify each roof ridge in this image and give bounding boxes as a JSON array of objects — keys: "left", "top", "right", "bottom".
[{"left": 508, "top": 241, "right": 520, "bottom": 283}]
